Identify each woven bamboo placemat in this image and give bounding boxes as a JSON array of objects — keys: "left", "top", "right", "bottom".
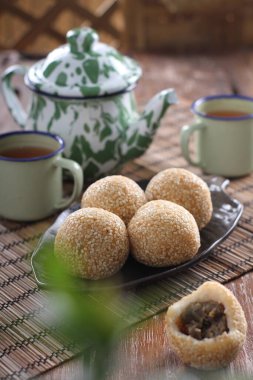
[{"left": 1, "top": 108, "right": 253, "bottom": 380}]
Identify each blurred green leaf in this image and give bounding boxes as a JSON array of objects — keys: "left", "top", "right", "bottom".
[{"left": 42, "top": 246, "right": 128, "bottom": 379}]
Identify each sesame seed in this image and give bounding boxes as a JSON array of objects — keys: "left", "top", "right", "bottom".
[
  {"left": 81, "top": 175, "right": 147, "bottom": 225},
  {"left": 166, "top": 281, "right": 247, "bottom": 369},
  {"left": 145, "top": 168, "right": 213, "bottom": 230},
  {"left": 128, "top": 200, "right": 200, "bottom": 267},
  {"left": 54, "top": 208, "right": 129, "bottom": 280}
]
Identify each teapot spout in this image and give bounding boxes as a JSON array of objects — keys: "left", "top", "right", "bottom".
[
  {"left": 141, "top": 88, "right": 177, "bottom": 131},
  {"left": 121, "top": 89, "right": 177, "bottom": 162}
]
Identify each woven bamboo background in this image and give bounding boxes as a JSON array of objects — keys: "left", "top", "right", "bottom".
[
  {"left": 1, "top": 51, "right": 253, "bottom": 379},
  {"left": 0, "top": 0, "right": 123, "bottom": 55},
  {"left": 123, "top": 0, "right": 253, "bottom": 52},
  {"left": 2, "top": 0, "right": 253, "bottom": 56}
]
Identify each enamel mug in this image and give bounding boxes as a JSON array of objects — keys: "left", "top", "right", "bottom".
[
  {"left": 180, "top": 94, "right": 253, "bottom": 177},
  {"left": 0, "top": 131, "right": 83, "bottom": 221}
]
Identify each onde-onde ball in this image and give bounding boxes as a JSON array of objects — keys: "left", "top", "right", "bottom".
[
  {"left": 81, "top": 175, "right": 146, "bottom": 225},
  {"left": 128, "top": 200, "right": 200, "bottom": 267},
  {"left": 145, "top": 168, "right": 213, "bottom": 229},
  {"left": 54, "top": 208, "right": 129, "bottom": 280}
]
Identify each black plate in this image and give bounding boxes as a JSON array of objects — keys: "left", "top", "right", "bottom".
[{"left": 31, "top": 177, "right": 243, "bottom": 291}]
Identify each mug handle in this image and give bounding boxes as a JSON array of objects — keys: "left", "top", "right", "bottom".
[
  {"left": 1, "top": 65, "right": 28, "bottom": 128},
  {"left": 54, "top": 157, "right": 83, "bottom": 209},
  {"left": 180, "top": 122, "right": 205, "bottom": 167}
]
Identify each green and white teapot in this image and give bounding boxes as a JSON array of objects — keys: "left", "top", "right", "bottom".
[{"left": 1, "top": 28, "right": 177, "bottom": 178}]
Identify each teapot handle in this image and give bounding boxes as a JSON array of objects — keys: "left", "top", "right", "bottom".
[{"left": 1, "top": 65, "right": 28, "bottom": 128}]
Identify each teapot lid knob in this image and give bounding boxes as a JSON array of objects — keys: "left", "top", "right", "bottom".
[{"left": 67, "top": 28, "right": 99, "bottom": 54}]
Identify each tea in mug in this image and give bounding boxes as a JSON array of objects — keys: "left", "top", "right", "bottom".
[
  {"left": 0, "top": 146, "right": 53, "bottom": 159},
  {"left": 181, "top": 93, "right": 253, "bottom": 177},
  {"left": 206, "top": 110, "right": 249, "bottom": 118}
]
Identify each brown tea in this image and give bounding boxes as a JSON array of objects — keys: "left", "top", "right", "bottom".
[
  {"left": 0, "top": 146, "right": 54, "bottom": 159},
  {"left": 207, "top": 110, "right": 249, "bottom": 118}
]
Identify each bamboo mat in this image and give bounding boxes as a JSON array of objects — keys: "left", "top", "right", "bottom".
[{"left": 1, "top": 108, "right": 253, "bottom": 379}]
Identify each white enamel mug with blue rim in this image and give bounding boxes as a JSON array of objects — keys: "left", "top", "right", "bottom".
[
  {"left": 0, "top": 131, "right": 83, "bottom": 221},
  {"left": 180, "top": 94, "right": 253, "bottom": 177}
]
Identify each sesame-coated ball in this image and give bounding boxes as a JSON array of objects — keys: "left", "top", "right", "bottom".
[
  {"left": 145, "top": 168, "right": 213, "bottom": 229},
  {"left": 54, "top": 208, "right": 129, "bottom": 280},
  {"left": 128, "top": 200, "right": 200, "bottom": 267},
  {"left": 166, "top": 281, "right": 247, "bottom": 369},
  {"left": 81, "top": 175, "right": 146, "bottom": 225}
]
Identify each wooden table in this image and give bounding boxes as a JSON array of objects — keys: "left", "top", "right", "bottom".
[{"left": 0, "top": 50, "right": 253, "bottom": 380}]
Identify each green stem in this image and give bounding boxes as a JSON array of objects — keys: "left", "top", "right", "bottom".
[{"left": 83, "top": 346, "right": 112, "bottom": 380}]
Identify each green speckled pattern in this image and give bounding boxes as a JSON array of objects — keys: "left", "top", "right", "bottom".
[
  {"left": 25, "top": 90, "right": 177, "bottom": 178},
  {"left": 1, "top": 27, "right": 177, "bottom": 179},
  {"left": 26, "top": 28, "right": 142, "bottom": 98}
]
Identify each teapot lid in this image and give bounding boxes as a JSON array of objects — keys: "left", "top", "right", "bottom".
[{"left": 26, "top": 28, "right": 142, "bottom": 98}]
